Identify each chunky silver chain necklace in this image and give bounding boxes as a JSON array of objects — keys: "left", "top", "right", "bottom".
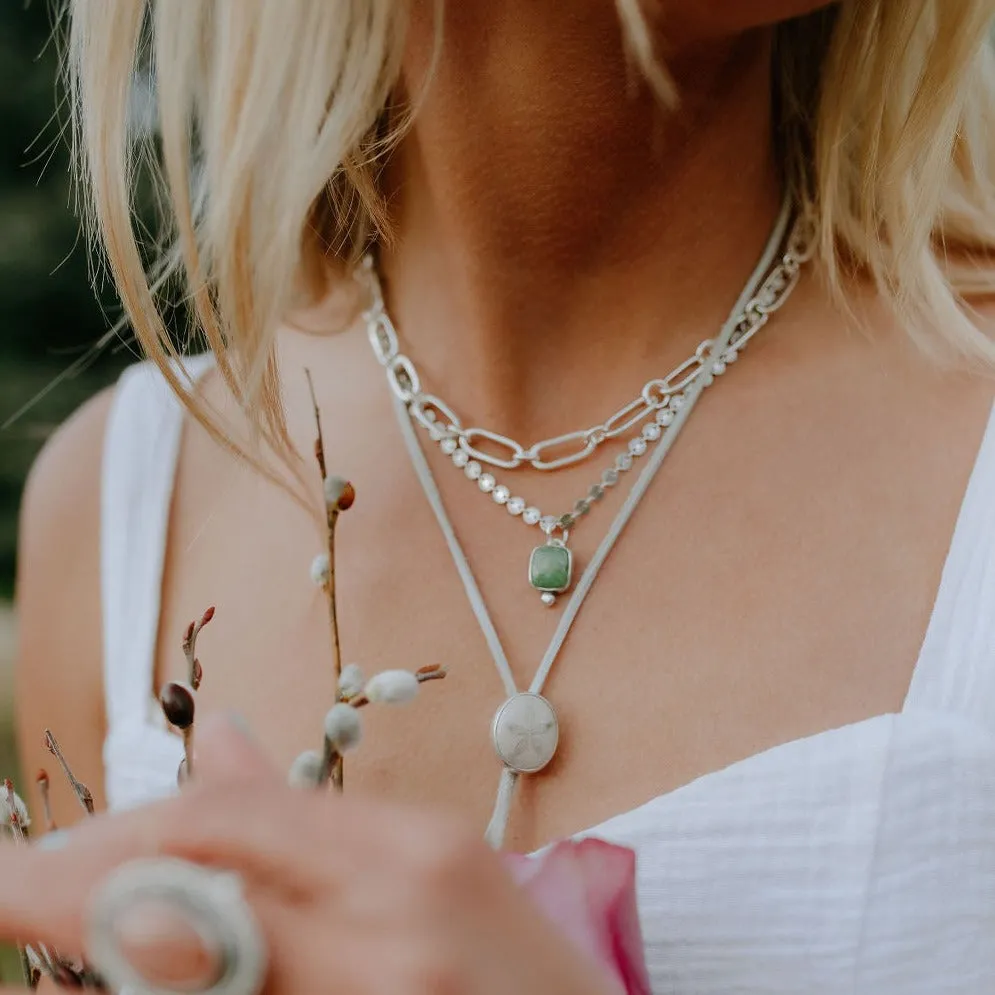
[
  {"left": 372, "top": 197, "right": 810, "bottom": 847},
  {"left": 361, "top": 204, "right": 812, "bottom": 609}
]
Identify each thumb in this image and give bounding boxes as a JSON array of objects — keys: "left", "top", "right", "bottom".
[{"left": 192, "top": 713, "right": 279, "bottom": 785}]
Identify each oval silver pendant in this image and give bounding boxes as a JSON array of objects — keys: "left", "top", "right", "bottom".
[{"left": 491, "top": 693, "right": 559, "bottom": 774}]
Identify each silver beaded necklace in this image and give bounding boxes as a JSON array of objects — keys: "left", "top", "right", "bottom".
[
  {"left": 375, "top": 196, "right": 810, "bottom": 847},
  {"left": 362, "top": 200, "right": 809, "bottom": 607}
]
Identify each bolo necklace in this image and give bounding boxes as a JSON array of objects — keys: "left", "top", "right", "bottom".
[{"left": 361, "top": 194, "right": 812, "bottom": 847}]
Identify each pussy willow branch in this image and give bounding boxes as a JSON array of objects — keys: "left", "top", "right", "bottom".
[
  {"left": 306, "top": 368, "right": 348, "bottom": 792},
  {"left": 4, "top": 780, "right": 38, "bottom": 990}
]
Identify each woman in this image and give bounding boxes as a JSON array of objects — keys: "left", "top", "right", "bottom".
[{"left": 7, "top": 0, "right": 995, "bottom": 990}]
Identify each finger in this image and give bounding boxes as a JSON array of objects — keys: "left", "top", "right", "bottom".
[
  {"left": 97, "top": 876, "right": 295, "bottom": 995},
  {"left": 0, "top": 830, "right": 297, "bottom": 976},
  {"left": 0, "top": 784, "right": 327, "bottom": 949},
  {"left": 193, "top": 714, "right": 280, "bottom": 786},
  {"left": 101, "top": 891, "right": 320, "bottom": 995}
]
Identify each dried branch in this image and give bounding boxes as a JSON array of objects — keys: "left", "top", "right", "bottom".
[
  {"left": 164, "top": 608, "right": 215, "bottom": 784},
  {"left": 19, "top": 945, "right": 38, "bottom": 990},
  {"left": 2, "top": 779, "right": 29, "bottom": 843},
  {"left": 161, "top": 681, "right": 197, "bottom": 781},
  {"left": 24, "top": 943, "right": 105, "bottom": 992},
  {"left": 36, "top": 770, "right": 55, "bottom": 833},
  {"left": 3, "top": 780, "right": 37, "bottom": 990},
  {"left": 43, "top": 731, "right": 94, "bottom": 816},
  {"left": 181, "top": 605, "right": 214, "bottom": 690}
]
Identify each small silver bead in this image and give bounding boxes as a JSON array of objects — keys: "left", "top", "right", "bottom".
[
  {"left": 616, "top": 453, "right": 634, "bottom": 472},
  {"left": 601, "top": 470, "right": 618, "bottom": 487},
  {"left": 724, "top": 350, "right": 739, "bottom": 363},
  {"left": 590, "top": 483, "right": 607, "bottom": 500},
  {"left": 628, "top": 438, "right": 648, "bottom": 457},
  {"left": 507, "top": 496, "right": 526, "bottom": 516},
  {"left": 642, "top": 422, "right": 662, "bottom": 441},
  {"left": 573, "top": 498, "right": 591, "bottom": 517},
  {"left": 671, "top": 394, "right": 686, "bottom": 410},
  {"left": 539, "top": 515, "right": 558, "bottom": 533},
  {"left": 523, "top": 507, "right": 542, "bottom": 526},
  {"left": 656, "top": 409, "right": 675, "bottom": 427},
  {"left": 452, "top": 449, "right": 469, "bottom": 468},
  {"left": 440, "top": 437, "right": 458, "bottom": 455},
  {"left": 493, "top": 485, "right": 511, "bottom": 505},
  {"left": 712, "top": 360, "right": 727, "bottom": 375},
  {"left": 465, "top": 460, "right": 482, "bottom": 480},
  {"left": 701, "top": 372, "right": 715, "bottom": 388},
  {"left": 478, "top": 473, "right": 496, "bottom": 493},
  {"left": 541, "top": 592, "right": 557, "bottom": 607}
]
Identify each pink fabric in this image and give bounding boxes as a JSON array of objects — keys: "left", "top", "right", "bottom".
[{"left": 507, "top": 839, "right": 652, "bottom": 995}]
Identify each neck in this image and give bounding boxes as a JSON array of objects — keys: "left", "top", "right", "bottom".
[{"left": 377, "top": 5, "right": 783, "bottom": 438}]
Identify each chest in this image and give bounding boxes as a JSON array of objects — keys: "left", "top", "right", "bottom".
[{"left": 151, "top": 357, "right": 988, "bottom": 853}]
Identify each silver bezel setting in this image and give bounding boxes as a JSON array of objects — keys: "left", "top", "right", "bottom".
[{"left": 85, "top": 857, "right": 267, "bottom": 995}]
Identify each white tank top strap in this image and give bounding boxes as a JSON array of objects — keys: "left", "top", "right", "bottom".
[
  {"left": 100, "top": 356, "right": 213, "bottom": 732},
  {"left": 905, "top": 399, "right": 995, "bottom": 734}
]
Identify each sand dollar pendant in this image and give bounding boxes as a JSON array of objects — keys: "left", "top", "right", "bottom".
[
  {"left": 491, "top": 692, "right": 560, "bottom": 774},
  {"left": 528, "top": 536, "right": 573, "bottom": 607}
]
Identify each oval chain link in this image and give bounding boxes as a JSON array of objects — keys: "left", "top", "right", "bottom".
[
  {"left": 360, "top": 213, "right": 811, "bottom": 473},
  {"left": 459, "top": 428, "right": 528, "bottom": 470}
]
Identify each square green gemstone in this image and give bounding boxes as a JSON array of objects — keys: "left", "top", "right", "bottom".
[{"left": 529, "top": 543, "right": 572, "bottom": 593}]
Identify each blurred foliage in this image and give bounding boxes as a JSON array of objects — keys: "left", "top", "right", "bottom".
[
  {"left": 0, "top": 4, "right": 163, "bottom": 981},
  {"left": 1, "top": 1, "right": 134, "bottom": 599}
]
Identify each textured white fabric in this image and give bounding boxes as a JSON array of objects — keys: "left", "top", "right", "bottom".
[{"left": 100, "top": 359, "right": 995, "bottom": 993}]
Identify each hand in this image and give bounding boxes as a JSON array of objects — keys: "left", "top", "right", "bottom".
[{"left": 0, "top": 717, "right": 620, "bottom": 995}]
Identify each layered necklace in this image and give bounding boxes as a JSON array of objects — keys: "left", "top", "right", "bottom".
[{"left": 361, "top": 195, "right": 812, "bottom": 847}]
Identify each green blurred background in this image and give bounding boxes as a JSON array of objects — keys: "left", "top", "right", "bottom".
[
  {"left": 2, "top": 5, "right": 132, "bottom": 975},
  {"left": 2, "top": 0, "right": 131, "bottom": 740}
]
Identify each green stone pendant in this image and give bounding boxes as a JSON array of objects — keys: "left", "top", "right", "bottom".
[{"left": 529, "top": 539, "right": 573, "bottom": 606}]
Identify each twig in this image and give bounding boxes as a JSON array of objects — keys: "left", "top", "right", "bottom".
[
  {"left": 161, "top": 681, "right": 197, "bottom": 782},
  {"left": 305, "top": 369, "right": 327, "bottom": 479},
  {"left": 25, "top": 944, "right": 99, "bottom": 992},
  {"left": 182, "top": 605, "right": 214, "bottom": 690},
  {"left": 19, "top": 945, "right": 37, "bottom": 990},
  {"left": 318, "top": 738, "right": 341, "bottom": 787},
  {"left": 167, "top": 608, "right": 213, "bottom": 782},
  {"left": 4, "top": 780, "right": 36, "bottom": 990},
  {"left": 36, "top": 770, "right": 55, "bottom": 833},
  {"left": 2, "top": 780, "right": 29, "bottom": 844},
  {"left": 305, "top": 368, "right": 355, "bottom": 792},
  {"left": 323, "top": 508, "right": 344, "bottom": 791},
  {"left": 43, "top": 731, "right": 94, "bottom": 815}
]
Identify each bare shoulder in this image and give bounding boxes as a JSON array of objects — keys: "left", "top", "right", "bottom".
[{"left": 14, "top": 385, "right": 117, "bottom": 824}]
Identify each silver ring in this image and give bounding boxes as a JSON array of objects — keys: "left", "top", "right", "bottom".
[{"left": 85, "top": 858, "right": 267, "bottom": 995}]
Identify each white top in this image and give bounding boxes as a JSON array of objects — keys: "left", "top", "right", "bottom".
[{"left": 101, "top": 359, "right": 995, "bottom": 994}]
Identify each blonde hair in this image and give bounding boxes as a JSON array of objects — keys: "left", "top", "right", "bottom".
[{"left": 66, "top": 1, "right": 995, "bottom": 452}]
